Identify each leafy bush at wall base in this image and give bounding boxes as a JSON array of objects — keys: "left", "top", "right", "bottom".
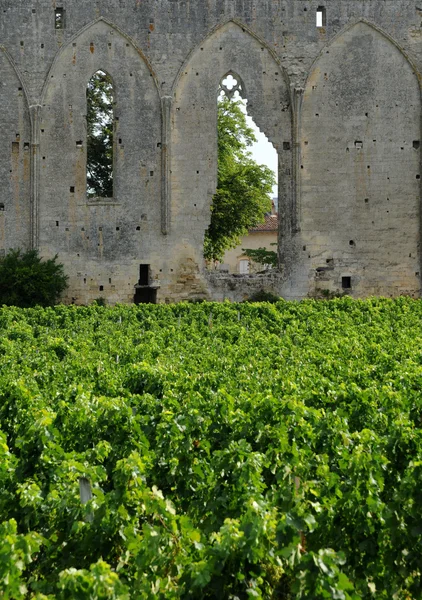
[
  {"left": 0, "top": 249, "right": 68, "bottom": 307},
  {"left": 246, "top": 289, "right": 281, "bottom": 303},
  {"left": 1, "top": 298, "right": 422, "bottom": 598}
]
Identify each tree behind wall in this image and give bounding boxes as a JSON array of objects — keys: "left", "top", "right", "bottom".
[
  {"left": 86, "top": 71, "right": 114, "bottom": 199},
  {"left": 243, "top": 246, "right": 278, "bottom": 269},
  {"left": 204, "top": 96, "right": 276, "bottom": 262},
  {"left": 85, "top": 77, "right": 275, "bottom": 257},
  {"left": 0, "top": 250, "right": 68, "bottom": 307}
]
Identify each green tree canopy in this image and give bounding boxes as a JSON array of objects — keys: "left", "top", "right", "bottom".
[
  {"left": 243, "top": 245, "right": 278, "bottom": 269},
  {"left": 86, "top": 71, "right": 114, "bottom": 199},
  {"left": 204, "top": 96, "right": 276, "bottom": 262},
  {"left": 0, "top": 249, "right": 68, "bottom": 307}
]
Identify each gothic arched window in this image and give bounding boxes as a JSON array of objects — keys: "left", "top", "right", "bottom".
[{"left": 86, "top": 70, "right": 114, "bottom": 199}]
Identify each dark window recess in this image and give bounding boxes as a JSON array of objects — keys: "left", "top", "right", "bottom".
[
  {"left": 70, "top": 186, "right": 75, "bottom": 193},
  {"left": 283, "top": 142, "right": 291, "bottom": 151},
  {"left": 99, "top": 285, "right": 104, "bottom": 292},
  {"left": 414, "top": 141, "right": 420, "bottom": 149},
  {"left": 135, "top": 287, "right": 157, "bottom": 305},
  {"left": 342, "top": 276, "right": 352, "bottom": 289},
  {"left": 0, "top": 204, "right": 4, "bottom": 211},
  {"left": 316, "top": 6, "right": 326, "bottom": 27},
  {"left": 55, "top": 8, "right": 65, "bottom": 29},
  {"left": 139, "top": 264, "right": 149, "bottom": 286},
  {"left": 135, "top": 265, "right": 158, "bottom": 304}
]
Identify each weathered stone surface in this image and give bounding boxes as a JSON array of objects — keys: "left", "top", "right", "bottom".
[{"left": 0, "top": 1, "right": 420, "bottom": 302}]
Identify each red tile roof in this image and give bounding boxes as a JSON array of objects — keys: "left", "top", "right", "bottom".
[{"left": 249, "top": 213, "right": 279, "bottom": 232}]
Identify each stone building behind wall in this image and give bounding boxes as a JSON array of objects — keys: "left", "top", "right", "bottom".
[
  {"left": 0, "top": 0, "right": 421, "bottom": 303},
  {"left": 220, "top": 212, "right": 279, "bottom": 275}
]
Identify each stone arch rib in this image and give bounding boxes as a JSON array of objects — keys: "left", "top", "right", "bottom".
[
  {"left": 171, "top": 18, "right": 291, "bottom": 102},
  {"left": 40, "top": 17, "right": 160, "bottom": 105},
  {"left": 304, "top": 18, "right": 421, "bottom": 90},
  {"left": 0, "top": 46, "right": 31, "bottom": 109},
  {"left": 0, "top": 46, "right": 34, "bottom": 248}
]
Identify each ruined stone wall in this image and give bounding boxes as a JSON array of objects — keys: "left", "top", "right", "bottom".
[{"left": 0, "top": 1, "right": 421, "bottom": 302}]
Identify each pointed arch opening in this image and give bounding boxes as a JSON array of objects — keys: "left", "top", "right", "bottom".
[
  {"left": 86, "top": 70, "right": 115, "bottom": 199},
  {"left": 205, "top": 72, "right": 279, "bottom": 272}
]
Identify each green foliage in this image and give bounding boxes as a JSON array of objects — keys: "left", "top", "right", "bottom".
[
  {"left": 0, "top": 519, "right": 43, "bottom": 599},
  {"left": 93, "top": 297, "right": 107, "bottom": 307},
  {"left": 243, "top": 246, "right": 278, "bottom": 268},
  {"left": 87, "top": 71, "right": 114, "bottom": 199},
  {"left": 204, "top": 97, "right": 276, "bottom": 261},
  {"left": 0, "top": 249, "right": 68, "bottom": 307},
  {"left": 58, "top": 560, "right": 130, "bottom": 600},
  {"left": 1, "top": 298, "right": 422, "bottom": 597},
  {"left": 246, "top": 289, "right": 281, "bottom": 303}
]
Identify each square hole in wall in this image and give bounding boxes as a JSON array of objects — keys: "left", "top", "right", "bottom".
[
  {"left": 316, "top": 6, "right": 326, "bottom": 27},
  {"left": 139, "top": 264, "right": 150, "bottom": 286},
  {"left": 342, "top": 276, "right": 352, "bottom": 289},
  {"left": 55, "top": 8, "right": 65, "bottom": 29}
]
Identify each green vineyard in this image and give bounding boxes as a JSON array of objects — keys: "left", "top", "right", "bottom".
[{"left": 1, "top": 299, "right": 422, "bottom": 599}]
